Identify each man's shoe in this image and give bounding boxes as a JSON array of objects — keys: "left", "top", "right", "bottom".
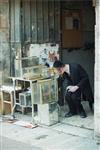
[
  {"left": 65, "top": 112, "right": 76, "bottom": 118},
  {"left": 79, "top": 111, "right": 87, "bottom": 118}
]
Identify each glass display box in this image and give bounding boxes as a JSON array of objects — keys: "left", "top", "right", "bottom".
[
  {"left": 15, "top": 56, "right": 40, "bottom": 78},
  {"left": 22, "top": 65, "right": 42, "bottom": 79},
  {"left": 32, "top": 77, "right": 58, "bottom": 104},
  {"left": 19, "top": 91, "right": 31, "bottom": 107},
  {"left": 37, "top": 102, "right": 58, "bottom": 126}
]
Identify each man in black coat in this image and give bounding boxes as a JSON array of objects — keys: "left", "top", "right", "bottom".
[{"left": 53, "top": 60, "right": 94, "bottom": 118}]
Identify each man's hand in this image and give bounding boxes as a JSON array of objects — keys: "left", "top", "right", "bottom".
[{"left": 66, "top": 85, "right": 79, "bottom": 93}]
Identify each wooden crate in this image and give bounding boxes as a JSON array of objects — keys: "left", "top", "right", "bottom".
[
  {"left": 2, "top": 102, "right": 11, "bottom": 115},
  {"left": 0, "top": 100, "right": 2, "bottom": 114},
  {"left": 1, "top": 86, "right": 14, "bottom": 115}
]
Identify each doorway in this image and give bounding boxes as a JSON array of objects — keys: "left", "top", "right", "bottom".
[{"left": 60, "top": 0, "right": 95, "bottom": 129}]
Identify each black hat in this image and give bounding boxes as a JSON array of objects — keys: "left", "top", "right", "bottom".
[{"left": 53, "top": 60, "right": 64, "bottom": 68}]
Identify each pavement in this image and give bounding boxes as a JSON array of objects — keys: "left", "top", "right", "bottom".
[
  {"left": 0, "top": 101, "right": 100, "bottom": 150},
  {"left": 1, "top": 136, "right": 41, "bottom": 150}
]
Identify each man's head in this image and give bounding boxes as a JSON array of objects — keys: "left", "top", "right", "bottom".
[{"left": 53, "top": 60, "right": 65, "bottom": 75}]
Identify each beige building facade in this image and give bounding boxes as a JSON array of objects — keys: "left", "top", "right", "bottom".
[
  {"left": 94, "top": 0, "right": 100, "bottom": 138},
  {"left": 0, "top": 0, "right": 100, "bottom": 139}
]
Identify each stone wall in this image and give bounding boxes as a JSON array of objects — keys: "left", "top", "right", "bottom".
[{"left": 0, "top": 0, "right": 10, "bottom": 85}]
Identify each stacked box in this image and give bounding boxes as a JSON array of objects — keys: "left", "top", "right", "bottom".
[
  {"left": 19, "top": 91, "right": 31, "bottom": 107},
  {"left": 38, "top": 102, "right": 58, "bottom": 126},
  {"left": 15, "top": 56, "right": 40, "bottom": 78},
  {"left": 32, "top": 77, "right": 58, "bottom": 104}
]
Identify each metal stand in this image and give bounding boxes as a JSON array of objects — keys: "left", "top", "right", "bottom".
[{"left": 10, "top": 77, "right": 37, "bottom": 123}]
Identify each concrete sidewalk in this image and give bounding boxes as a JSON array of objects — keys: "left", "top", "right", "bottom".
[
  {"left": 0, "top": 113, "right": 100, "bottom": 150},
  {"left": 1, "top": 136, "right": 42, "bottom": 150},
  {"left": 0, "top": 101, "right": 100, "bottom": 150}
]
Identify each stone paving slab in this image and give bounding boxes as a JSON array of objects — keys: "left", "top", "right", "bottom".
[
  {"left": 60, "top": 114, "right": 94, "bottom": 130},
  {"left": 51, "top": 123, "right": 94, "bottom": 139}
]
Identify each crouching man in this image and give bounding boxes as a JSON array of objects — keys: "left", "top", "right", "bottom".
[{"left": 53, "top": 60, "right": 94, "bottom": 118}]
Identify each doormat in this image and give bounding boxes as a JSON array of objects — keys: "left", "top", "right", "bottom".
[{"left": 13, "top": 120, "right": 38, "bottom": 129}]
